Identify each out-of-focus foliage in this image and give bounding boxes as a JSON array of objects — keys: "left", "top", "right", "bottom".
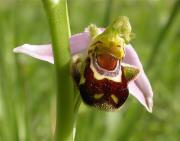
[{"left": 0, "top": 0, "right": 180, "bottom": 141}]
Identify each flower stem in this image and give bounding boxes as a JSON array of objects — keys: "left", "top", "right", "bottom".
[
  {"left": 13, "top": 2, "right": 30, "bottom": 141},
  {"left": 42, "top": 0, "right": 74, "bottom": 141}
]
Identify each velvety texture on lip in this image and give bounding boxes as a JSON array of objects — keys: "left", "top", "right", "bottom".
[
  {"left": 13, "top": 29, "right": 153, "bottom": 112},
  {"left": 79, "top": 57, "right": 129, "bottom": 111},
  {"left": 96, "top": 52, "right": 118, "bottom": 71}
]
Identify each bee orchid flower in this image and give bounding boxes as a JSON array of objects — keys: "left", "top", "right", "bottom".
[{"left": 13, "top": 16, "right": 153, "bottom": 112}]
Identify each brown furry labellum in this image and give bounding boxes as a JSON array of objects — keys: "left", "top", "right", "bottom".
[{"left": 78, "top": 52, "right": 129, "bottom": 111}]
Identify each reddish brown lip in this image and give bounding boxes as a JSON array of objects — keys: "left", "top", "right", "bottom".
[
  {"left": 96, "top": 53, "right": 118, "bottom": 71},
  {"left": 79, "top": 58, "right": 129, "bottom": 111}
]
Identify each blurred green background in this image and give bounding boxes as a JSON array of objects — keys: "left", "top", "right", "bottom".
[{"left": 0, "top": 0, "right": 180, "bottom": 141}]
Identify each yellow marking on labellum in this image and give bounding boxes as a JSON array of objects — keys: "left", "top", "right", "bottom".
[
  {"left": 111, "top": 94, "right": 119, "bottom": 104},
  {"left": 90, "top": 58, "right": 122, "bottom": 82},
  {"left": 94, "top": 93, "right": 104, "bottom": 99},
  {"left": 95, "top": 103, "right": 114, "bottom": 111}
]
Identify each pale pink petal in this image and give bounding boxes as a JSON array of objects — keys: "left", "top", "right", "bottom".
[
  {"left": 70, "top": 32, "right": 90, "bottom": 55},
  {"left": 13, "top": 32, "right": 91, "bottom": 63},
  {"left": 13, "top": 44, "right": 54, "bottom": 64},
  {"left": 123, "top": 44, "right": 153, "bottom": 112}
]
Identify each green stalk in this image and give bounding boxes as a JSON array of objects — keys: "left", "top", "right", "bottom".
[
  {"left": 42, "top": 0, "right": 74, "bottom": 141},
  {"left": 0, "top": 11, "right": 19, "bottom": 141},
  {"left": 13, "top": 1, "right": 30, "bottom": 141}
]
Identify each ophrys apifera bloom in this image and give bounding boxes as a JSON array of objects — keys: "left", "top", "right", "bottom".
[{"left": 13, "top": 16, "right": 153, "bottom": 112}]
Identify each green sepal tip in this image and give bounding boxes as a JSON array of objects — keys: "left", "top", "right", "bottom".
[{"left": 123, "top": 64, "right": 140, "bottom": 82}]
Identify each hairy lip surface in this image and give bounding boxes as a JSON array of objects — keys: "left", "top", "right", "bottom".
[
  {"left": 96, "top": 52, "right": 118, "bottom": 71},
  {"left": 79, "top": 58, "right": 129, "bottom": 111},
  {"left": 92, "top": 53, "right": 121, "bottom": 77}
]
